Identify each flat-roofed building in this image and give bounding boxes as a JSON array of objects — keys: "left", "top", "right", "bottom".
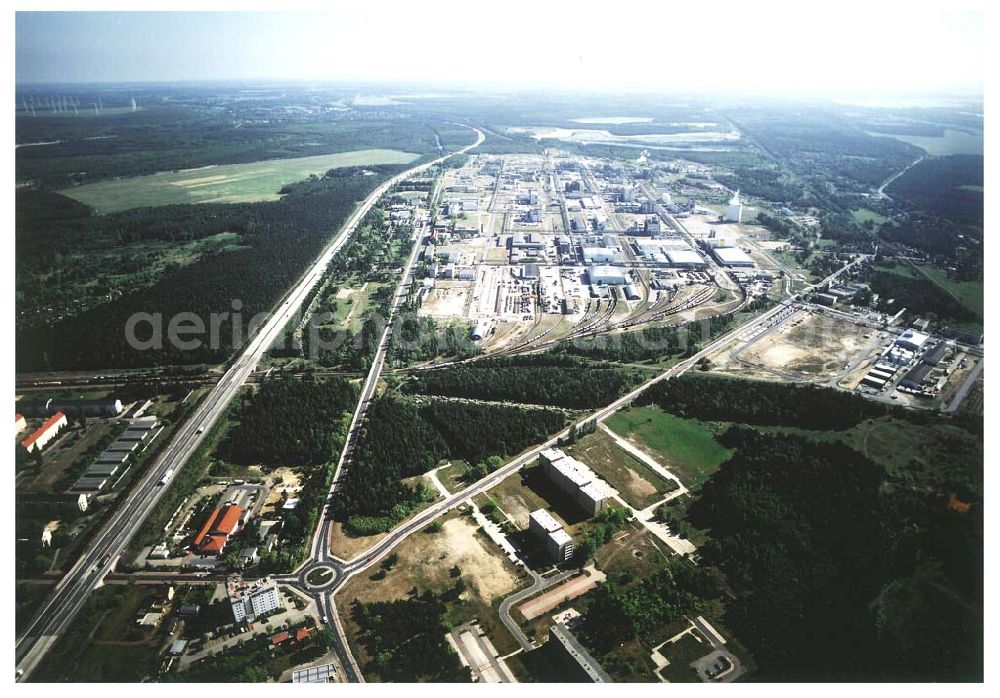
[
  {"left": 549, "top": 623, "right": 612, "bottom": 682},
  {"left": 666, "top": 249, "right": 706, "bottom": 267},
  {"left": 86, "top": 462, "right": 121, "bottom": 477},
  {"left": 896, "top": 329, "right": 930, "bottom": 352},
  {"left": 107, "top": 440, "right": 138, "bottom": 454},
  {"left": 539, "top": 448, "right": 615, "bottom": 517},
  {"left": 96, "top": 451, "right": 130, "bottom": 465},
  {"left": 587, "top": 265, "right": 626, "bottom": 285},
  {"left": 227, "top": 574, "right": 282, "bottom": 623},
  {"left": 712, "top": 246, "right": 754, "bottom": 268},
  {"left": 528, "top": 509, "right": 574, "bottom": 562}
]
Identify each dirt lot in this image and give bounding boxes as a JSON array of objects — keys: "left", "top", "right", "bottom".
[
  {"left": 736, "top": 311, "right": 879, "bottom": 379},
  {"left": 328, "top": 522, "right": 388, "bottom": 561},
  {"left": 342, "top": 515, "right": 519, "bottom": 606}
]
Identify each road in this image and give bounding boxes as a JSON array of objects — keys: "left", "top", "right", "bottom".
[
  {"left": 876, "top": 155, "right": 924, "bottom": 200},
  {"left": 15, "top": 125, "right": 485, "bottom": 682},
  {"left": 289, "top": 253, "right": 870, "bottom": 680}
]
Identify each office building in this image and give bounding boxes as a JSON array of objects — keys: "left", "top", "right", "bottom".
[{"left": 227, "top": 575, "right": 282, "bottom": 623}]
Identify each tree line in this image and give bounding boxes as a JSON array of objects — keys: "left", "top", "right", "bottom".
[{"left": 403, "top": 355, "right": 645, "bottom": 408}]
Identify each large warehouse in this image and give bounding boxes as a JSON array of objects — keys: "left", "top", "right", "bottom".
[
  {"left": 666, "top": 249, "right": 707, "bottom": 267},
  {"left": 712, "top": 246, "right": 754, "bottom": 268},
  {"left": 587, "top": 265, "right": 627, "bottom": 286}
]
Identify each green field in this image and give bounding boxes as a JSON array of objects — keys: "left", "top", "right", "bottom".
[
  {"left": 876, "top": 263, "right": 983, "bottom": 320},
  {"left": 605, "top": 406, "right": 732, "bottom": 489},
  {"left": 851, "top": 207, "right": 888, "bottom": 226},
  {"left": 59, "top": 149, "right": 419, "bottom": 213}
]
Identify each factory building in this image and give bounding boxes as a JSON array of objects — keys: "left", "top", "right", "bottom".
[
  {"left": 623, "top": 284, "right": 640, "bottom": 301},
  {"left": 922, "top": 342, "right": 952, "bottom": 367},
  {"left": 895, "top": 329, "right": 930, "bottom": 352},
  {"left": 528, "top": 509, "right": 574, "bottom": 562},
  {"left": 538, "top": 448, "right": 614, "bottom": 517},
  {"left": 815, "top": 292, "right": 839, "bottom": 307},
  {"left": 511, "top": 233, "right": 546, "bottom": 251},
  {"left": 21, "top": 412, "right": 68, "bottom": 453},
  {"left": 712, "top": 246, "right": 754, "bottom": 268},
  {"left": 644, "top": 217, "right": 662, "bottom": 235},
  {"left": 725, "top": 191, "right": 744, "bottom": 223},
  {"left": 899, "top": 364, "right": 934, "bottom": 393},
  {"left": 521, "top": 263, "right": 540, "bottom": 280},
  {"left": 227, "top": 575, "right": 282, "bottom": 623},
  {"left": 587, "top": 265, "right": 627, "bottom": 286},
  {"left": 666, "top": 249, "right": 706, "bottom": 268}
]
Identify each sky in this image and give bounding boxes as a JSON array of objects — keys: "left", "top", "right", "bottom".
[{"left": 14, "top": 2, "right": 985, "bottom": 98}]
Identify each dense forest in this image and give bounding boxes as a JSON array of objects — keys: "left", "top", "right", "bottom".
[
  {"left": 403, "top": 355, "right": 644, "bottom": 408},
  {"left": 16, "top": 104, "right": 454, "bottom": 186},
  {"left": 219, "top": 377, "right": 357, "bottom": 465},
  {"left": 687, "top": 429, "right": 982, "bottom": 680},
  {"left": 350, "top": 592, "right": 471, "bottom": 682},
  {"left": 580, "top": 558, "right": 723, "bottom": 654},
  {"left": 869, "top": 270, "right": 980, "bottom": 323},
  {"left": 334, "top": 396, "right": 565, "bottom": 531},
  {"left": 17, "top": 168, "right": 403, "bottom": 371},
  {"left": 637, "top": 373, "right": 899, "bottom": 430},
  {"left": 886, "top": 154, "right": 984, "bottom": 227}
]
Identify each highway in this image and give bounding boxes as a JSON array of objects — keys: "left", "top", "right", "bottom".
[{"left": 15, "top": 125, "right": 485, "bottom": 682}]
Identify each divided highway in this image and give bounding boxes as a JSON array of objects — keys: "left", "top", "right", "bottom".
[{"left": 15, "top": 126, "right": 485, "bottom": 682}]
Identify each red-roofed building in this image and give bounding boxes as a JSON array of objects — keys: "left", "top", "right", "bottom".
[
  {"left": 271, "top": 631, "right": 290, "bottom": 646},
  {"left": 21, "top": 412, "right": 67, "bottom": 453},
  {"left": 193, "top": 503, "right": 245, "bottom": 554},
  {"left": 295, "top": 627, "right": 310, "bottom": 643},
  {"left": 15, "top": 413, "right": 26, "bottom": 435}
]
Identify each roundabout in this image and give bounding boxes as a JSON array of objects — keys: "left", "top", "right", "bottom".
[{"left": 303, "top": 564, "right": 338, "bottom": 590}]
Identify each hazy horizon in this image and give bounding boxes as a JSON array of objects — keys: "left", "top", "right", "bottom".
[{"left": 16, "top": 5, "right": 984, "bottom": 98}]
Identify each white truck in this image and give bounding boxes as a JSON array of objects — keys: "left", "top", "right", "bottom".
[{"left": 159, "top": 469, "right": 175, "bottom": 486}]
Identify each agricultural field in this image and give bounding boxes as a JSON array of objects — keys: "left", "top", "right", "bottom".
[
  {"left": 604, "top": 406, "right": 731, "bottom": 490},
  {"left": 58, "top": 149, "right": 419, "bottom": 213}
]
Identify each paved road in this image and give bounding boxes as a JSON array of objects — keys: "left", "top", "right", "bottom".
[
  {"left": 498, "top": 569, "right": 574, "bottom": 651},
  {"left": 14, "top": 125, "right": 485, "bottom": 682}
]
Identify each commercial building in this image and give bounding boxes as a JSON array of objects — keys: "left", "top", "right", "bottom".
[
  {"left": 539, "top": 448, "right": 614, "bottom": 516},
  {"left": 587, "top": 265, "right": 627, "bottom": 286},
  {"left": 712, "top": 246, "right": 754, "bottom": 268},
  {"left": 528, "top": 509, "right": 574, "bottom": 562},
  {"left": 194, "top": 503, "right": 245, "bottom": 554},
  {"left": 227, "top": 575, "right": 282, "bottom": 623},
  {"left": 21, "top": 412, "right": 68, "bottom": 453}
]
